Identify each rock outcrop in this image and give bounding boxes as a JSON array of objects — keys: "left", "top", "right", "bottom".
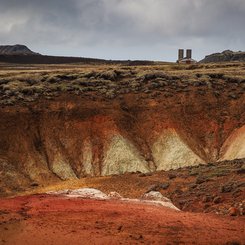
[
  {"left": 0, "top": 44, "right": 39, "bottom": 55},
  {"left": 47, "top": 188, "right": 179, "bottom": 210},
  {"left": 48, "top": 188, "right": 109, "bottom": 199},
  {"left": 200, "top": 50, "right": 245, "bottom": 63}
]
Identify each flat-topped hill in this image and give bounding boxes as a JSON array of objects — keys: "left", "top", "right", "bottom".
[{"left": 0, "top": 44, "right": 39, "bottom": 55}]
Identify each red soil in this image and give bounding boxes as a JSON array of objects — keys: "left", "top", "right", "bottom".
[{"left": 0, "top": 195, "right": 244, "bottom": 245}]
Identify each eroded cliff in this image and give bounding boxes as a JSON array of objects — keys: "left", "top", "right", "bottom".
[{"left": 0, "top": 63, "right": 245, "bottom": 194}]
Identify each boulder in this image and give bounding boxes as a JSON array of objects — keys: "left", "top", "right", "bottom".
[
  {"left": 142, "top": 191, "right": 171, "bottom": 202},
  {"left": 141, "top": 191, "right": 180, "bottom": 211},
  {"left": 108, "top": 192, "right": 123, "bottom": 199},
  {"left": 66, "top": 188, "right": 109, "bottom": 199},
  {"left": 48, "top": 188, "right": 109, "bottom": 200}
]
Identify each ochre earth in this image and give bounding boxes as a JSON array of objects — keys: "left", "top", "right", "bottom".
[
  {"left": 0, "top": 195, "right": 244, "bottom": 245},
  {"left": 0, "top": 63, "right": 245, "bottom": 244},
  {"left": 0, "top": 92, "right": 245, "bottom": 194},
  {"left": 0, "top": 63, "right": 245, "bottom": 195}
]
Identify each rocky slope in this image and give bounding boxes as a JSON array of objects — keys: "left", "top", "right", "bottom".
[
  {"left": 0, "top": 63, "right": 245, "bottom": 195},
  {"left": 0, "top": 45, "right": 39, "bottom": 56},
  {"left": 200, "top": 50, "right": 245, "bottom": 63}
]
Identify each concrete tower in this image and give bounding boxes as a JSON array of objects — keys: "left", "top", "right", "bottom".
[
  {"left": 186, "top": 49, "right": 192, "bottom": 59},
  {"left": 178, "top": 49, "right": 184, "bottom": 61}
]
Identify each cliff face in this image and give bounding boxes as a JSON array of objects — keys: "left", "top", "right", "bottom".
[
  {"left": 0, "top": 63, "right": 245, "bottom": 194},
  {"left": 0, "top": 94, "right": 244, "bottom": 193}
]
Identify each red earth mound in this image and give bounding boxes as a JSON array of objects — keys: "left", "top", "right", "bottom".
[{"left": 0, "top": 194, "right": 244, "bottom": 245}]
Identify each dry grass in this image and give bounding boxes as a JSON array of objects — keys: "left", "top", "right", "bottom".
[{"left": 0, "top": 62, "right": 245, "bottom": 106}]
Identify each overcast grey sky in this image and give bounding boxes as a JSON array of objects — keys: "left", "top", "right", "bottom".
[{"left": 0, "top": 0, "right": 244, "bottom": 61}]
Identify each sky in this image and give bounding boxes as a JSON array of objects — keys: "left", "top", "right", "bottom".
[{"left": 0, "top": 0, "right": 245, "bottom": 61}]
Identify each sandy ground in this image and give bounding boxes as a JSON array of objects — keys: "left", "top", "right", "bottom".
[{"left": 0, "top": 194, "right": 244, "bottom": 245}]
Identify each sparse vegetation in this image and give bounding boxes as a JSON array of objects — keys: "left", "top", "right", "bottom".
[{"left": 0, "top": 62, "right": 244, "bottom": 106}]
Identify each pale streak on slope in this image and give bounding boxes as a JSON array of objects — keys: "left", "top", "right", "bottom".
[
  {"left": 220, "top": 125, "right": 245, "bottom": 160},
  {"left": 152, "top": 129, "right": 205, "bottom": 170},
  {"left": 102, "top": 135, "right": 150, "bottom": 175},
  {"left": 81, "top": 138, "right": 93, "bottom": 176}
]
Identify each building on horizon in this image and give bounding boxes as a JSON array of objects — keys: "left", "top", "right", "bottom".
[{"left": 177, "top": 49, "right": 197, "bottom": 64}]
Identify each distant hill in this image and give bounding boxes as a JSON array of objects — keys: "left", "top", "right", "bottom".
[
  {"left": 0, "top": 54, "right": 155, "bottom": 65},
  {"left": 0, "top": 44, "right": 156, "bottom": 65},
  {"left": 200, "top": 50, "right": 245, "bottom": 63},
  {"left": 0, "top": 54, "right": 108, "bottom": 64},
  {"left": 0, "top": 44, "right": 40, "bottom": 55},
  {"left": 0, "top": 44, "right": 155, "bottom": 65}
]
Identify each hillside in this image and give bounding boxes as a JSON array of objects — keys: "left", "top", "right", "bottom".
[
  {"left": 0, "top": 62, "right": 244, "bottom": 245},
  {"left": 0, "top": 44, "right": 39, "bottom": 55},
  {"left": 0, "top": 44, "right": 156, "bottom": 65},
  {"left": 200, "top": 50, "right": 245, "bottom": 63},
  {"left": 0, "top": 62, "right": 244, "bottom": 196}
]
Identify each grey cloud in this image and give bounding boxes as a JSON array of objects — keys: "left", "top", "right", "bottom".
[{"left": 0, "top": 0, "right": 244, "bottom": 61}]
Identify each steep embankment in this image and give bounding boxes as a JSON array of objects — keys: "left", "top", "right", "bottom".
[{"left": 0, "top": 64, "right": 245, "bottom": 195}]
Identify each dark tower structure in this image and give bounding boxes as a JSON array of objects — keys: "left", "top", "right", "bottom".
[
  {"left": 178, "top": 49, "right": 184, "bottom": 61},
  {"left": 186, "top": 49, "right": 192, "bottom": 59}
]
